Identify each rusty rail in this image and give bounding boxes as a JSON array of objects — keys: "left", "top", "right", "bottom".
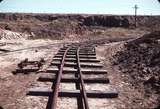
[
  {"left": 76, "top": 47, "right": 89, "bottom": 109},
  {"left": 51, "top": 47, "right": 70, "bottom": 109},
  {"left": 27, "top": 44, "right": 118, "bottom": 109}
]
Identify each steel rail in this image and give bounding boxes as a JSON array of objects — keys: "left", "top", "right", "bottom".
[
  {"left": 76, "top": 47, "right": 90, "bottom": 109},
  {"left": 51, "top": 47, "right": 70, "bottom": 109}
]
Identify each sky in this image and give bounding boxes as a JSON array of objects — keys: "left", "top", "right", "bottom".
[{"left": 0, "top": 0, "right": 160, "bottom": 15}]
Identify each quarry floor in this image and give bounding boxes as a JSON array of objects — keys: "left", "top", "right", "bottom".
[{"left": 0, "top": 29, "right": 157, "bottom": 109}]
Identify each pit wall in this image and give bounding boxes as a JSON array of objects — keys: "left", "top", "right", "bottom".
[{"left": 0, "top": 13, "right": 159, "bottom": 38}]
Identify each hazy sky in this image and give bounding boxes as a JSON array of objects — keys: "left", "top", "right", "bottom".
[{"left": 0, "top": 0, "right": 160, "bottom": 15}]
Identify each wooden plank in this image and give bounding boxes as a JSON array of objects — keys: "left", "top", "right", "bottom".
[
  {"left": 46, "top": 67, "right": 107, "bottom": 74},
  {"left": 13, "top": 68, "right": 39, "bottom": 74},
  {"left": 60, "top": 48, "right": 77, "bottom": 50},
  {"left": 54, "top": 55, "right": 96, "bottom": 59},
  {"left": 38, "top": 75, "right": 109, "bottom": 83},
  {"left": 57, "top": 52, "right": 96, "bottom": 56},
  {"left": 59, "top": 50, "right": 76, "bottom": 52},
  {"left": 27, "top": 88, "right": 118, "bottom": 98},
  {"left": 60, "top": 90, "right": 118, "bottom": 98},
  {"left": 53, "top": 58, "right": 100, "bottom": 63},
  {"left": 51, "top": 61, "right": 103, "bottom": 68}
]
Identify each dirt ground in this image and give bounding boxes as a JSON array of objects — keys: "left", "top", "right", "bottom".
[
  {"left": 0, "top": 28, "right": 157, "bottom": 109},
  {"left": 0, "top": 39, "right": 63, "bottom": 109},
  {"left": 96, "top": 42, "right": 159, "bottom": 109}
]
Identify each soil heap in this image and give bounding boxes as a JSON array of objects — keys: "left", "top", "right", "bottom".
[{"left": 113, "top": 31, "right": 160, "bottom": 108}]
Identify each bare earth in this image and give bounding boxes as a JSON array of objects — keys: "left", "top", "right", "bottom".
[
  {"left": 96, "top": 42, "right": 157, "bottom": 109},
  {"left": 0, "top": 39, "right": 62, "bottom": 109},
  {"left": 0, "top": 40, "right": 139, "bottom": 109},
  {"left": 0, "top": 28, "right": 156, "bottom": 109}
]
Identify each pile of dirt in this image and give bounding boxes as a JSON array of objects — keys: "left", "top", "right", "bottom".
[
  {"left": 113, "top": 31, "right": 160, "bottom": 108},
  {"left": 0, "top": 29, "right": 30, "bottom": 40}
]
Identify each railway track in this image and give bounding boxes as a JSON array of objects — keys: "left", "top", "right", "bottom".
[{"left": 27, "top": 43, "right": 118, "bottom": 109}]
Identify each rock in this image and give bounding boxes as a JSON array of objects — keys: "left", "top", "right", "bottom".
[{"left": 144, "top": 76, "right": 156, "bottom": 84}]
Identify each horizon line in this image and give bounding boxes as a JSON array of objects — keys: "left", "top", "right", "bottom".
[{"left": 0, "top": 11, "right": 160, "bottom": 16}]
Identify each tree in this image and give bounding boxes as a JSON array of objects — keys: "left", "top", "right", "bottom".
[
  {"left": 0, "top": 0, "right": 3, "bottom": 2},
  {"left": 158, "top": 0, "right": 160, "bottom": 3}
]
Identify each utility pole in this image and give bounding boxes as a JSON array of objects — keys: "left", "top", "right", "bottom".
[{"left": 133, "top": 4, "right": 139, "bottom": 28}]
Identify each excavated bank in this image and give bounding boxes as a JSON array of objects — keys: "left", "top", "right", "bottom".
[{"left": 113, "top": 31, "right": 160, "bottom": 108}]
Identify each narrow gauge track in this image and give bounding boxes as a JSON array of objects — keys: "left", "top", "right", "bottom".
[{"left": 28, "top": 43, "right": 118, "bottom": 109}]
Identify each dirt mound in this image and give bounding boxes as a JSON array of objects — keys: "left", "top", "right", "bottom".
[
  {"left": 0, "top": 29, "right": 29, "bottom": 40},
  {"left": 113, "top": 31, "right": 160, "bottom": 108}
]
